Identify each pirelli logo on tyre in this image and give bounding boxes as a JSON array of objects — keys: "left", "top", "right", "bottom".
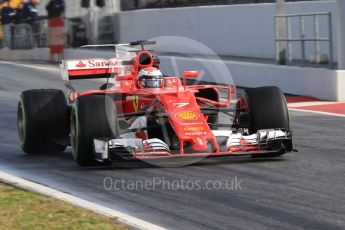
[{"left": 176, "top": 111, "right": 200, "bottom": 121}]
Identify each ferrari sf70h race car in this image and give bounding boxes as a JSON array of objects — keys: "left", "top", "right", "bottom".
[{"left": 17, "top": 40, "right": 294, "bottom": 166}]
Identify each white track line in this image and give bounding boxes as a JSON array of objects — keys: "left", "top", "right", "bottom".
[
  {"left": 0, "top": 60, "right": 59, "bottom": 72},
  {"left": 289, "top": 108, "right": 345, "bottom": 118},
  {"left": 0, "top": 171, "right": 167, "bottom": 230},
  {"left": 288, "top": 101, "right": 342, "bottom": 108}
]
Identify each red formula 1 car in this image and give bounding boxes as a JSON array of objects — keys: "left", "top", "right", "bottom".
[{"left": 17, "top": 41, "right": 294, "bottom": 166}]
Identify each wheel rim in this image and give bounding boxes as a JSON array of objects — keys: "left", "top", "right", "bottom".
[{"left": 17, "top": 101, "right": 25, "bottom": 144}]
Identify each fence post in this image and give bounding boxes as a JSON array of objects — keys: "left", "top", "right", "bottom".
[
  {"left": 300, "top": 16, "right": 305, "bottom": 67},
  {"left": 277, "top": 0, "right": 287, "bottom": 65},
  {"left": 287, "top": 17, "right": 292, "bottom": 62},
  {"left": 314, "top": 15, "right": 320, "bottom": 63},
  {"left": 336, "top": 0, "right": 345, "bottom": 69},
  {"left": 328, "top": 12, "right": 333, "bottom": 69}
]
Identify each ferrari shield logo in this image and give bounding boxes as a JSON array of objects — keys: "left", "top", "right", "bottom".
[{"left": 133, "top": 96, "right": 139, "bottom": 111}]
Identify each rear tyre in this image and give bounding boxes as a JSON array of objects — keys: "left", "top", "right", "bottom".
[
  {"left": 17, "top": 89, "right": 68, "bottom": 154},
  {"left": 71, "top": 95, "right": 118, "bottom": 166},
  {"left": 242, "top": 86, "right": 290, "bottom": 158}
]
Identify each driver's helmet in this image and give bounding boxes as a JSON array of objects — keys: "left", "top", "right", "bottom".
[{"left": 137, "top": 67, "right": 163, "bottom": 88}]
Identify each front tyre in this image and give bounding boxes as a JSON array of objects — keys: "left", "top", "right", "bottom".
[
  {"left": 17, "top": 89, "right": 68, "bottom": 154},
  {"left": 243, "top": 86, "right": 290, "bottom": 133},
  {"left": 241, "top": 86, "right": 290, "bottom": 158},
  {"left": 71, "top": 95, "right": 118, "bottom": 166}
]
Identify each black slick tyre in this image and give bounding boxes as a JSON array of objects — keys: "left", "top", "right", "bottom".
[
  {"left": 17, "top": 89, "right": 68, "bottom": 154},
  {"left": 71, "top": 95, "right": 118, "bottom": 166}
]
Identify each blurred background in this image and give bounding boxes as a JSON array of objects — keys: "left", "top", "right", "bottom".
[
  {"left": 0, "top": 0, "right": 341, "bottom": 72},
  {"left": 0, "top": 0, "right": 318, "bottom": 49},
  {"left": 1, "top": 0, "right": 345, "bottom": 100}
]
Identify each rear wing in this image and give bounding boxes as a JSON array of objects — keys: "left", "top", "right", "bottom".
[{"left": 61, "top": 58, "right": 124, "bottom": 81}]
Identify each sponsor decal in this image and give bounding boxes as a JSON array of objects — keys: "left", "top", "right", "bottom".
[
  {"left": 88, "top": 59, "right": 120, "bottom": 68},
  {"left": 166, "top": 79, "right": 177, "bottom": 84},
  {"left": 185, "top": 132, "right": 203, "bottom": 136},
  {"left": 183, "top": 127, "right": 204, "bottom": 132},
  {"left": 185, "top": 132, "right": 207, "bottom": 136},
  {"left": 196, "top": 138, "right": 203, "bottom": 146},
  {"left": 69, "top": 59, "right": 121, "bottom": 70},
  {"left": 174, "top": 102, "right": 189, "bottom": 108},
  {"left": 164, "top": 78, "right": 179, "bottom": 88},
  {"left": 76, "top": 61, "right": 87, "bottom": 68},
  {"left": 176, "top": 111, "right": 200, "bottom": 121},
  {"left": 180, "top": 122, "right": 203, "bottom": 126}
]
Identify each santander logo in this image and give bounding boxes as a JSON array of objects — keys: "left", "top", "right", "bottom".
[
  {"left": 76, "top": 61, "right": 87, "bottom": 68},
  {"left": 70, "top": 59, "right": 122, "bottom": 70}
]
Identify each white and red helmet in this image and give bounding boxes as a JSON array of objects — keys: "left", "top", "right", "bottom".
[{"left": 137, "top": 67, "right": 163, "bottom": 88}]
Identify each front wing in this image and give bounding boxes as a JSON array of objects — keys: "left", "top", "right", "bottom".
[{"left": 93, "top": 129, "right": 293, "bottom": 161}]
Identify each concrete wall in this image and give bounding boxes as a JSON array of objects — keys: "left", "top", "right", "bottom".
[
  {"left": 117, "top": 1, "right": 337, "bottom": 62},
  {"left": 158, "top": 55, "right": 345, "bottom": 101}
]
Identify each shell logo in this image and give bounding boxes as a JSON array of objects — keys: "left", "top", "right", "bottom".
[{"left": 176, "top": 111, "right": 200, "bottom": 120}]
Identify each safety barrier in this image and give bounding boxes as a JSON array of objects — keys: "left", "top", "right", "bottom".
[
  {"left": 32, "top": 20, "right": 49, "bottom": 48},
  {"left": 11, "top": 23, "right": 33, "bottom": 49},
  {"left": 275, "top": 12, "right": 333, "bottom": 69},
  {"left": 7, "top": 19, "right": 70, "bottom": 51}
]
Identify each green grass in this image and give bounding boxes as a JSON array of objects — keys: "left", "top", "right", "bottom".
[{"left": 0, "top": 183, "right": 128, "bottom": 230}]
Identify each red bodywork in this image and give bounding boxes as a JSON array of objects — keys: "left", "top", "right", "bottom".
[{"left": 62, "top": 48, "right": 285, "bottom": 159}]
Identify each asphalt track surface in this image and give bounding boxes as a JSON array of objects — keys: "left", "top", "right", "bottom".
[{"left": 0, "top": 61, "right": 345, "bottom": 230}]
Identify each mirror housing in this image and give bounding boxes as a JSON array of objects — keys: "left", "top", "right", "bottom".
[
  {"left": 183, "top": 71, "right": 200, "bottom": 90},
  {"left": 183, "top": 71, "right": 200, "bottom": 78}
]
